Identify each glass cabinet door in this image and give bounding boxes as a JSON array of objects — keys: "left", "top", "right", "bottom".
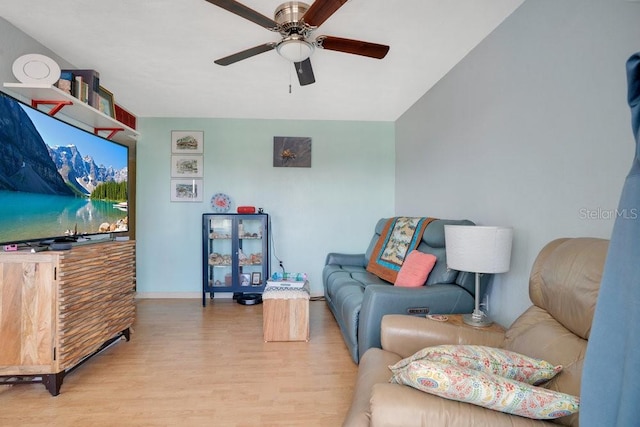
[
  {"left": 207, "top": 217, "right": 233, "bottom": 290},
  {"left": 237, "top": 217, "right": 265, "bottom": 289}
]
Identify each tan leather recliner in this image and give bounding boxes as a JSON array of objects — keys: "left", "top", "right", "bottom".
[{"left": 343, "top": 237, "right": 608, "bottom": 427}]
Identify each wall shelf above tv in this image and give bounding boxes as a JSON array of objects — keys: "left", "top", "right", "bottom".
[{"left": 2, "top": 82, "right": 139, "bottom": 145}]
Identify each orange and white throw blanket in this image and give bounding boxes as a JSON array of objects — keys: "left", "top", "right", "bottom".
[{"left": 366, "top": 217, "right": 436, "bottom": 283}]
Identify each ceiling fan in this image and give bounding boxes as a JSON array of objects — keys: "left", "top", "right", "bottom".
[{"left": 205, "top": 0, "right": 390, "bottom": 86}]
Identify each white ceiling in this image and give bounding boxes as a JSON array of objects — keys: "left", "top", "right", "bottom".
[{"left": 0, "top": 0, "right": 524, "bottom": 121}]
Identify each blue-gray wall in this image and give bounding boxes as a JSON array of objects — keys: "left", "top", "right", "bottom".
[{"left": 395, "top": 0, "right": 640, "bottom": 326}]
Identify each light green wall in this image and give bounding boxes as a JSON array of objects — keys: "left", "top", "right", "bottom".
[
  {"left": 135, "top": 118, "right": 395, "bottom": 297},
  {"left": 395, "top": 0, "right": 640, "bottom": 326}
]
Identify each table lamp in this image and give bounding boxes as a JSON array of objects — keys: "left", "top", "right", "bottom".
[{"left": 444, "top": 225, "right": 513, "bottom": 327}]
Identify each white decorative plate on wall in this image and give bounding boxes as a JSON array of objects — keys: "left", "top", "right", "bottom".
[{"left": 12, "top": 54, "right": 61, "bottom": 85}]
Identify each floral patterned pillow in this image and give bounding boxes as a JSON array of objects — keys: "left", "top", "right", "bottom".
[
  {"left": 389, "top": 345, "right": 562, "bottom": 385},
  {"left": 390, "top": 360, "right": 579, "bottom": 420}
]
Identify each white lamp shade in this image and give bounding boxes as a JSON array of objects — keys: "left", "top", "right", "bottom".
[
  {"left": 276, "top": 38, "right": 314, "bottom": 62},
  {"left": 444, "top": 225, "right": 513, "bottom": 274}
]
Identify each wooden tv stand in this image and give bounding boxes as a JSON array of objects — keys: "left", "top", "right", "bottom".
[{"left": 0, "top": 240, "right": 136, "bottom": 395}]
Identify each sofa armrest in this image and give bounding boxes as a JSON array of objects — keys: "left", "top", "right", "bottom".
[
  {"left": 357, "top": 284, "right": 477, "bottom": 361},
  {"left": 381, "top": 314, "right": 506, "bottom": 359},
  {"left": 324, "top": 252, "right": 367, "bottom": 267},
  {"left": 342, "top": 348, "right": 403, "bottom": 427}
]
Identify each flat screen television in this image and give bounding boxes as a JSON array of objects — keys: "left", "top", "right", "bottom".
[{"left": 0, "top": 90, "right": 129, "bottom": 246}]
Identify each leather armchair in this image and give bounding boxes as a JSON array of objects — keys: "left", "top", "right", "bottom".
[{"left": 343, "top": 237, "right": 608, "bottom": 427}]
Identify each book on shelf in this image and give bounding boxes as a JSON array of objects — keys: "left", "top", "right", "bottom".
[
  {"left": 62, "top": 69, "right": 100, "bottom": 108},
  {"left": 55, "top": 70, "right": 73, "bottom": 94},
  {"left": 56, "top": 79, "right": 72, "bottom": 94},
  {"left": 73, "top": 75, "right": 89, "bottom": 104},
  {"left": 114, "top": 104, "right": 137, "bottom": 129},
  {"left": 72, "top": 75, "right": 82, "bottom": 99}
]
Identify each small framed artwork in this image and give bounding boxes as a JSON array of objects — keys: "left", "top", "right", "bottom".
[
  {"left": 97, "top": 86, "right": 115, "bottom": 118},
  {"left": 170, "top": 178, "right": 203, "bottom": 202},
  {"left": 273, "top": 136, "right": 312, "bottom": 167},
  {"left": 172, "top": 130, "right": 204, "bottom": 154},
  {"left": 240, "top": 273, "right": 251, "bottom": 286},
  {"left": 171, "top": 155, "right": 203, "bottom": 178},
  {"left": 251, "top": 272, "right": 262, "bottom": 286}
]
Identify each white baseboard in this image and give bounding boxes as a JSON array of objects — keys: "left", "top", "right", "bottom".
[
  {"left": 135, "top": 292, "right": 325, "bottom": 299},
  {"left": 135, "top": 292, "right": 233, "bottom": 299}
]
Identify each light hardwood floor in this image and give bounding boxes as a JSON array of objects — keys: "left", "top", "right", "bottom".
[{"left": 0, "top": 299, "right": 358, "bottom": 426}]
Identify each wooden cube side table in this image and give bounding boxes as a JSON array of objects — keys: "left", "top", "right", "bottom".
[{"left": 263, "top": 282, "right": 310, "bottom": 342}]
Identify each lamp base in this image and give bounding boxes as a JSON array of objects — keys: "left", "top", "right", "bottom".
[{"left": 463, "top": 311, "right": 494, "bottom": 328}]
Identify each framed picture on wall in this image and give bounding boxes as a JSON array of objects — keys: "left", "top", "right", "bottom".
[
  {"left": 171, "top": 130, "right": 204, "bottom": 154},
  {"left": 171, "top": 155, "right": 203, "bottom": 178},
  {"left": 273, "top": 136, "right": 312, "bottom": 167},
  {"left": 170, "top": 179, "right": 203, "bottom": 202}
]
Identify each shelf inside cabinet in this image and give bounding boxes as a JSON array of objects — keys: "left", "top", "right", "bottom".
[{"left": 2, "top": 82, "right": 139, "bottom": 145}]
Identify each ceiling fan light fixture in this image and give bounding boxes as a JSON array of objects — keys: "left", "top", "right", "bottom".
[{"left": 276, "top": 36, "right": 314, "bottom": 62}]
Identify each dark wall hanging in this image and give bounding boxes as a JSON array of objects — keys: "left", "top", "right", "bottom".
[{"left": 273, "top": 136, "right": 311, "bottom": 167}]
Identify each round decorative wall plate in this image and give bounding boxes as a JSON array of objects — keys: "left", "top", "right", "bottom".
[
  {"left": 211, "top": 193, "right": 231, "bottom": 213},
  {"left": 12, "top": 54, "right": 61, "bottom": 85}
]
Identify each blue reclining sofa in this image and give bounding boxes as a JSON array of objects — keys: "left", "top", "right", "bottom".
[{"left": 323, "top": 218, "right": 490, "bottom": 363}]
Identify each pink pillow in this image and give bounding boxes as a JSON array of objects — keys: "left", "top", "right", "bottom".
[{"left": 394, "top": 251, "right": 437, "bottom": 287}]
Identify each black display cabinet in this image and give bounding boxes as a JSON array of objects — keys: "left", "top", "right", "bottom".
[{"left": 202, "top": 213, "right": 269, "bottom": 306}]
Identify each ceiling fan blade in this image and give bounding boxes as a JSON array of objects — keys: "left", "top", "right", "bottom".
[
  {"left": 294, "top": 58, "right": 316, "bottom": 86},
  {"left": 302, "top": 0, "right": 348, "bottom": 27},
  {"left": 205, "top": 0, "right": 278, "bottom": 30},
  {"left": 214, "top": 43, "right": 276, "bottom": 65},
  {"left": 317, "top": 36, "right": 389, "bottom": 59}
]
